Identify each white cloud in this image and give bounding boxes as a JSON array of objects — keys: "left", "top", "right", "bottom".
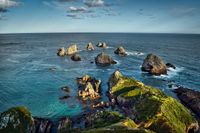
[
  {"left": 0, "top": 0, "right": 19, "bottom": 12},
  {"left": 69, "top": 6, "right": 87, "bottom": 12},
  {"left": 84, "top": 0, "right": 104, "bottom": 7}
]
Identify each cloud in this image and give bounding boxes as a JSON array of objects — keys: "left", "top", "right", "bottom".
[
  {"left": 66, "top": 14, "right": 83, "bottom": 19},
  {"left": 84, "top": 0, "right": 104, "bottom": 7},
  {"left": 68, "top": 6, "right": 87, "bottom": 13},
  {"left": 171, "top": 7, "right": 197, "bottom": 18},
  {"left": 0, "top": 0, "right": 19, "bottom": 12},
  {"left": 58, "top": 0, "right": 78, "bottom": 2}
]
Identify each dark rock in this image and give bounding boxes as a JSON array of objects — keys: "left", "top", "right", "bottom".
[
  {"left": 141, "top": 54, "right": 167, "bottom": 75},
  {"left": 95, "top": 52, "right": 117, "bottom": 66},
  {"left": 174, "top": 87, "right": 200, "bottom": 117},
  {"left": 166, "top": 63, "right": 176, "bottom": 69},
  {"left": 34, "top": 118, "right": 53, "bottom": 133},
  {"left": 57, "top": 118, "right": 72, "bottom": 132},
  {"left": 59, "top": 95, "right": 70, "bottom": 100},
  {"left": 61, "top": 86, "right": 71, "bottom": 93},
  {"left": 71, "top": 54, "right": 81, "bottom": 61},
  {"left": 96, "top": 42, "right": 107, "bottom": 48},
  {"left": 114, "top": 47, "right": 127, "bottom": 56}
]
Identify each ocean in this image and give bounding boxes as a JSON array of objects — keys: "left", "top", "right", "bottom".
[{"left": 0, "top": 33, "right": 200, "bottom": 119}]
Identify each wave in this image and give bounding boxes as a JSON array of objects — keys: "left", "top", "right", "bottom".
[
  {"left": 126, "top": 51, "right": 145, "bottom": 56},
  {"left": 6, "top": 58, "right": 19, "bottom": 63}
]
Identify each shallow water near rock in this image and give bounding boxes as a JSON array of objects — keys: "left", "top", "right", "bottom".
[{"left": 0, "top": 33, "right": 200, "bottom": 119}]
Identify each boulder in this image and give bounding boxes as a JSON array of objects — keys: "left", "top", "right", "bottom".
[
  {"left": 141, "top": 54, "right": 167, "bottom": 75},
  {"left": 173, "top": 87, "right": 200, "bottom": 117},
  {"left": 0, "top": 106, "right": 35, "bottom": 133},
  {"left": 166, "top": 63, "right": 176, "bottom": 69},
  {"left": 87, "top": 42, "right": 95, "bottom": 51},
  {"left": 77, "top": 75, "right": 101, "bottom": 100},
  {"left": 57, "top": 47, "right": 65, "bottom": 56},
  {"left": 114, "top": 47, "right": 127, "bottom": 56},
  {"left": 71, "top": 54, "right": 81, "bottom": 61},
  {"left": 97, "top": 42, "right": 107, "bottom": 48},
  {"left": 108, "top": 70, "right": 199, "bottom": 133},
  {"left": 66, "top": 44, "right": 78, "bottom": 55},
  {"left": 95, "top": 52, "right": 117, "bottom": 66}
]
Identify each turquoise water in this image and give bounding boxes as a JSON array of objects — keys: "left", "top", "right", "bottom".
[{"left": 0, "top": 33, "right": 200, "bottom": 119}]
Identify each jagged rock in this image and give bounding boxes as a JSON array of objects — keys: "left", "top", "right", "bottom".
[
  {"left": 66, "top": 44, "right": 78, "bottom": 55},
  {"left": 71, "top": 54, "right": 81, "bottom": 61},
  {"left": 0, "top": 106, "right": 35, "bottom": 133},
  {"left": 57, "top": 118, "right": 72, "bottom": 133},
  {"left": 173, "top": 87, "right": 200, "bottom": 117},
  {"left": 77, "top": 75, "right": 101, "bottom": 100},
  {"left": 114, "top": 47, "right": 127, "bottom": 56},
  {"left": 87, "top": 42, "right": 95, "bottom": 50},
  {"left": 108, "top": 70, "right": 123, "bottom": 89},
  {"left": 34, "top": 118, "right": 53, "bottom": 133},
  {"left": 95, "top": 52, "right": 117, "bottom": 66},
  {"left": 108, "top": 70, "right": 199, "bottom": 133},
  {"left": 57, "top": 47, "right": 65, "bottom": 56},
  {"left": 141, "top": 54, "right": 167, "bottom": 75},
  {"left": 97, "top": 42, "right": 107, "bottom": 48},
  {"left": 166, "top": 63, "right": 176, "bottom": 69}
]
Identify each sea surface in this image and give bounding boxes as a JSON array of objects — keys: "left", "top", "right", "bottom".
[{"left": 0, "top": 33, "right": 200, "bottom": 119}]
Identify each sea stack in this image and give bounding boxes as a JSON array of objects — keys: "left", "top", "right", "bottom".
[
  {"left": 141, "top": 54, "right": 167, "bottom": 75},
  {"left": 114, "top": 46, "right": 127, "bottom": 56},
  {"left": 87, "top": 42, "right": 95, "bottom": 50},
  {"left": 66, "top": 44, "right": 78, "bottom": 55},
  {"left": 57, "top": 47, "right": 65, "bottom": 56},
  {"left": 97, "top": 42, "right": 107, "bottom": 48},
  {"left": 95, "top": 52, "right": 117, "bottom": 66}
]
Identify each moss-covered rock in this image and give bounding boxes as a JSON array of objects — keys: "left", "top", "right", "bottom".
[
  {"left": 108, "top": 70, "right": 199, "bottom": 133},
  {"left": 0, "top": 106, "right": 34, "bottom": 133}
]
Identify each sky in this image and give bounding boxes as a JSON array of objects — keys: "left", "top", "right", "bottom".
[{"left": 0, "top": 0, "right": 200, "bottom": 34}]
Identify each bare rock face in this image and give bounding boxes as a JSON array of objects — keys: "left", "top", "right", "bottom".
[
  {"left": 87, "top": 42, "right": 95, "bottom": 50},
  {"left": 108, "top": 70, "right": 123, "bottom": 89},
  {"left": 95, "top": 52, "right": 117, "bottom": 66},
  {"left": 66, "top": 44, "right": 78, "bottom": 55},
  {"left": 97, "top": 42, "right": 107, "bottom": 48},
  {"left": 141, "top": 54, "right": 167, "bottom": 75},
  {"left": 174, "top": 87, "right": 200, "bottom": 118},
  {"left": 57, "top": 47, "right": 65, "bottom": 56},
  {"left": 114, "top": 47, "right": 127, "bottom": 56},
  {"left": 77, "top": 75, "right": 101, "bottom": 100},
  {"left": 71, "top": 54, "right": 81, "bottom": 61}
]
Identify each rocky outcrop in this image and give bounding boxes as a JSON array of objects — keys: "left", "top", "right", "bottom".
[
  {"left": 66, "top": 44, "right": 78, "bottom": 55},
  {"left": 97, "top": 42, "right": 107, "bottom": 48},
  {"left": 166, "top": 63, "right": 176, "bottom": 69},
  {"left": 86, "top": 42, "right": 94, "bottom": 51},
  {"left": 77, "top": 75, "right": 101, "bottom": 100},
  {"left": 95, "top": 52, "right": 117, "bottom": 66},
  {"left": 141, "top": 54, "right": 167, "bottom": 75},
  {"left": 173, "top": 87, "right": 200, "bottom": 118},
  {"left": 57, "top": 118, "right": 72, "bottom": 133},
  {"left": 108, "top": 70, "right": 199, "bottom": 133},
  {"left": 0, "top": 106, "right": 35, "bottom": 133},
  {"left": 114, "top": 47, "right": 127, "bottom": 56},
  {"left": 34, "top": 118, "right": 53, "bottom": 133},
  {"left": 57, "top": 47, "right": 65, "bottom": 56},
  {"left": 71, "top": 54, "right": 81, "bottom": 61}
]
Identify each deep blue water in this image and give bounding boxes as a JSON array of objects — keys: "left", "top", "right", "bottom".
[{"left": 0, "top": 33, "right": 200, "bottom": 119}]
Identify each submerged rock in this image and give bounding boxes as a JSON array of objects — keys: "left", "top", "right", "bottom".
[
  {"left": 0, "top": 106, "right": 35, "bottom": 133},
  {"left": 97, "top": 42, "right": 107, "bottom": 48},
  {"left": 108, "top": 70, "right": 199, "bottom": 133},
  {"left": 71, "top": 54, "right": 81, "bottom": 61},
  {"left": 166, "top": 63, "right": 176, "bottom": 69},
  {"left": 86, "top": 42, "right": 95, "bottom": 51},
  {"left": 95, "top": 52, "right": 117, "bottom": 66},
  {"left": 57, "top": 47, "right": 65, "bottom": 56},
  {"left": 66, "top": 44, "right": 78, "bottom": 55},
  {"left": 141, "top": 54, "right": 167, "bottom": 75},
  {"left": 61, "top": 86, "right": 71, "bottom": 93},
  {"left": 77, "top": 75, "right": 101, "bottom": 100},
  {"left": 114, "top": 47, "right": 127, "bottom": 56},
  {"left": 173, "top": 87, "right": 200, "bottom": 118}
]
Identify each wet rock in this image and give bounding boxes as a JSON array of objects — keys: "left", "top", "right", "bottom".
[
  {"left": 95, "top": 52, "right": 117, "bottom": 66},
  {"left": 0, "top": 106, "right": 35, "bottom": 133},
  {"left": 57, "top": 118, "right": 72, "bottom": 133},
  {"left": 173, "top": 87, "right": 200, "bottom": 117},
  {"left": 59, "top": 95, "right": 70, "bottom": 100},
  {"left": 114, "top": 46, "right": 127, "bottom": 56},
  {"left": 57, "top": 47, "right": 65, "bottom": 56},
  {"left": 87, "top": 42, "right": 95, "bottom": 51},
  {"left": 61, "top": 86, "right": 71, "bottom": 93},
  {"left": 77, "top": 75, "right": 101, "bottom": 100},
  {"left": 141, "top": 54, "right": 167, "bottom": 75},
  {"left": 66, "top": 44, "right": 78, "bottom": 55},
  {"left": 34, "top": 118, "right": 53, "bottom": 133},
  {"left": 97, "top": 42, "right": 107, "bottom": 48},
  {"left": 71, "top": 54, "right": 81, "bottom": 61},
  {"left": 166, "top": 63, "right": 176, "bottom": 69}
]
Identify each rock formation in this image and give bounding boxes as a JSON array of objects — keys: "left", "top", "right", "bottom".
[
  {"left": 166, "top": 63, "right": 176, "bottom": 69},
  {"left": 97, "top": 42, "right": 107, "bottom": 48},
  {"left": 71, "top": 54, "right": 81, "bottom": 61},
  {"left": 114, "top": 47, "right": 127, "bottom": 56},
  {"left": 57, "top": 47, "right": 65, "bottom": 56},
  {"left": 141, "top": 54, "right": 167, "bottom": 75},
  {"left": 86, "top": 42, "right": 95, "bottom": 50},
  {"left": 95, "top": 52, "right": 117, "bottom": 66},
  {"left": 66, "top": 44, "right": 78, "bottom": 55}
]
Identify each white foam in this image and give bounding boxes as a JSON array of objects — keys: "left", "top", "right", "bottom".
[
  {"left": 106, "top": 46, "right": 114, "bottom": 49},
  {"left": 126, "top": 51, "right": 144, "bottom": 56},
  {"left": 7, "top": 58, "right": 19, "bottom": 63}
]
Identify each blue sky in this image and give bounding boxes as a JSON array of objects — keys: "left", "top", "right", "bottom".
[{"left": 0, "top": 0, "right": 200, "bottom": 33}]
